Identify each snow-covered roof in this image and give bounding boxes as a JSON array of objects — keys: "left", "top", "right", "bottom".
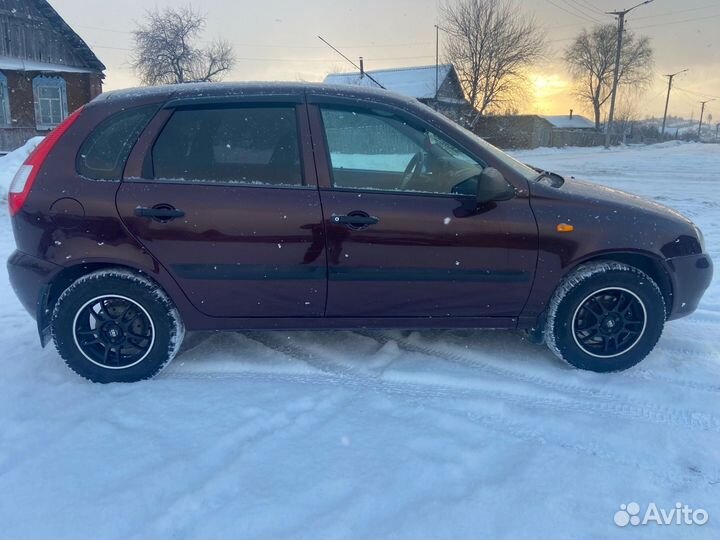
[
  {"left": 324, "top": 64, "right": 454, "bottom": 99},
  {"left": 542, "top": 115, "right": 596, "bottom": 129},
  {"left": 0, "top": 56, "right": 96, "bottom": 74}
]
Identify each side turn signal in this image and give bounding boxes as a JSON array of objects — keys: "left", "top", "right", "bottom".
[{"left": 557, "top": 223, "right": 574, "bottom": 233}]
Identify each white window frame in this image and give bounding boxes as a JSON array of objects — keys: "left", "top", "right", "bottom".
[
  {"left": 0, "top": 72, "right": 10, "bottom": 127},
  {"left": 33, "top": 75, "right": 68, "bottom": 131}
]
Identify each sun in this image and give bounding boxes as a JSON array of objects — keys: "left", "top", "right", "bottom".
[{"left": 528, "top": 73, "right": 571, "bottom": 114}]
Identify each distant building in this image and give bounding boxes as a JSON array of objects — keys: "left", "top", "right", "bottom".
[
  {"left": 0, "top": 0, "right": 105, "bottom": 152},
  {"left": 324, "top": 64, "right": 472, "bottom": 122},
  {"left": 541, "top": 113, "right": 596, "bottom": 130},
  {"left": 473, "top": 112, "right": 604, "bottom": 149}
]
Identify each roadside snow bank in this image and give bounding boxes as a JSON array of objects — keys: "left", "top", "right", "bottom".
[{"left": 0, "top": 137, "right": 43, "bottom": 199}]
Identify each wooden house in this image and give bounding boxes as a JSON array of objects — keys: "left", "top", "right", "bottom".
[{"left": 0, "top": 0, "right": 105, "bottom": 151}]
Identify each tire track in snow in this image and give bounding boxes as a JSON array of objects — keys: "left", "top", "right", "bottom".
[
  {"left": 140, "top": 389, "right": 351, "bottom": 537},
  {"left": 422, "top": 404, "right": 709, "bottom": 489},
  {"left": 360, "top": 331, "right": 720, "bottom": 433},
  {"left": 245, "top": 332, "right": 720, "bottom": 436},
  {"left": 207, "top": 337, "right": 719, "bottom": 489}
]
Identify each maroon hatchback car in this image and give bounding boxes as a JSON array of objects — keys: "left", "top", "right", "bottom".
[{"left": 7, "top": 83, "right": 713, "bottom": 382}]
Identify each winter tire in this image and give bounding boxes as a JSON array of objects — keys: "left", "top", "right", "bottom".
[
  {"left": 544, "top": 261, "right": 665, "bottom": 372},
  {"left": 51, "top": 269, "right": 185, "bottom": 383}
]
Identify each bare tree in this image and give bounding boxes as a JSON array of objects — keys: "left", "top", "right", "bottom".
[
  {"left": 442, "top": 0, "right": 545, "bottom": 123},
  {"left": 132, "top": 6, "right": 235, "bottom": 86},
  {"left": 565, "top": 24, "right": 653, "bottom": 129}
]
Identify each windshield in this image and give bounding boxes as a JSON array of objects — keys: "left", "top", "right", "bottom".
[{"left": 457, "top": 124, "right": 539, "bottom": 181}]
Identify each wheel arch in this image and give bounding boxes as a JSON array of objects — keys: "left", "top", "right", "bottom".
[
  {"left": 39, "top": 262, "right": 173, "bottom": 347},
  {"left": 570, "top": 251, "right": 673, "bottom": 317}
]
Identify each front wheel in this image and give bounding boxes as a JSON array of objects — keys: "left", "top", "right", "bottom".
[
  {"left": 544, "top": 261, "right": 666, "bottom": 372},
  {"left": 51, "top": 270, "right": 185, "bottom": 383}
]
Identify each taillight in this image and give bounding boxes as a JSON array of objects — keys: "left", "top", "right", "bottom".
[{"left": 8, "top": 106, "right": 85, "bottom": 216}]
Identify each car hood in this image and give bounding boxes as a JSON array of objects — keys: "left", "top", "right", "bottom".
[{"left": 554, "top": 177, "right": 694, "bottom": 226}]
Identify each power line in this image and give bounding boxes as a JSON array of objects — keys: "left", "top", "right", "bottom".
[
  {"left": 88, "top": 42, "right": 434, "bottom": 64},
  {"left": 79, "top": 25, "right": 435, "bottom": 50},
  {"left": 317, "top": 36, "right": 386, "bottom": 89},
  {"left": 555, "top": 0, "right": 603, "bottom": 22},
  {"left": 544, "top": 0, "right": 598, "bottom": 23},
  {"left": 632, "top": 3, "right": 720, "bottom": 21},
  {"left": 631, "top": 12, "right": 720, "bottom": 30},
  {"left": 674, "top": 87, "right": 720, "bottom": 101},
  {"left": 573, "top": 0, "right": 605, "bottom": 16}
]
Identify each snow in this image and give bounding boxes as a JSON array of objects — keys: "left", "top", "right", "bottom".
[
  {"left": 324, "top": 64, "right": 453, "bottom": 99},
  {"left": 541, "top": 114, "right": 596, "bottom": 129},
  {"left": 0, "top": 136, "right": 42, "bottom": 198},
  {"left": 332, "top": 152, "right": 414, "bottom": 171},
  {"left": 0, "top": 55, "right": 97, "bottom": 74},
  {"left": 0, "top": 142, "right": 719, "bottom": 539}
]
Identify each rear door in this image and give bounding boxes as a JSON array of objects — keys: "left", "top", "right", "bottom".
[
  {"left": 309, "top": 101, "right": 538, "bottom": 318},
  {"left": 116, "top": 97, "right": 327, "bottom": 318}
]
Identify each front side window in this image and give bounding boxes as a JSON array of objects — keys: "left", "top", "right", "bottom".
[
  {"left": 33, "top": 76, "right": 68, "bottom": 130},
  {"left": 152, "top": 106, "right": 303, "bottom": 187},
  {"left": 321, "top": 107, "right": 485, "bottom": 196}
]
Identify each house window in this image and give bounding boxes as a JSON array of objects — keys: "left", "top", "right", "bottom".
[
  {"left": 0, "top": 72, "right": 10, "bottom": 127},
  {"left": 33, "top": 76, "right": 68, "bottom": 130}
]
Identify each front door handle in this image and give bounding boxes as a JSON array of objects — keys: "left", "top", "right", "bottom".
[
  {"left": 332, "top": 213, "right": 379, "bottom": 228},
  {"left": 135, "top": 206, "right": 185, "bottom": 221}
]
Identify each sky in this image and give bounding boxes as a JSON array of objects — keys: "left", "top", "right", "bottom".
[{"left": 51, "top": 0, "right": 720, "bottom": 122}]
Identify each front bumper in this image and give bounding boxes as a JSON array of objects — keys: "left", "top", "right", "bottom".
[{"left": 666, "top": 253, "right": 713, "bottom": 320}]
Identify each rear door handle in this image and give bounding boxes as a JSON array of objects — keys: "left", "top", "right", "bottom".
[{"left": 134, "top": 206, "right": 185, "bottom": 221}]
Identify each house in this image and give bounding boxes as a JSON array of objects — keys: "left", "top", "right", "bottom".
[
  {"left": 473, "top": 112, "right": 606, "bottom": 149},
  {"left": 0, "top": 0, "right": 105, "bottom": 152},
  {"left": 471, "top": 115, "right": 552, "bottom": 149},
  {"left": 324, "top": 64, "right": 472, "bottom": 122},
  {"left": 541, "top": 113, "right": 596, "bottom": 130}
]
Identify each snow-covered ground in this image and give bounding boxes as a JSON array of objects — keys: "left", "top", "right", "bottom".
[{"left": 0, "top": 142, "right": 718, "bottom": 540}]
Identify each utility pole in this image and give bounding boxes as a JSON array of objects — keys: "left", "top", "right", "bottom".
[
  {"left": 435, "top": 24, "right": 440, "bottom": 101},
  {"left": 661, "top": 69, "right": 688, "bottom": 137},
  {"left": 698, "top": 100, "right": 714, "bottom": 139},
  {"left": 434, "top": 25, "right": 452, "bottom": 110},
  {"left": 604, "top": 0, "right": 655, "bottom": 148}
]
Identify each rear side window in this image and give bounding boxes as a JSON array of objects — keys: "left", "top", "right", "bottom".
[
  {"left": 77, "top": 105, "right": 158, "bottom": 180},
  {"left": 151, "top": 106, "right": 303, "bottom": 187}
]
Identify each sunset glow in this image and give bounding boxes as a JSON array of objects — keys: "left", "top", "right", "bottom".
[{"left": 527, "top": 73, "right": 573, "bottom": 115}]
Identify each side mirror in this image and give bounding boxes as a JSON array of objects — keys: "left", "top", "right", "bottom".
[{"left": 477, "top": 167, "right": 515, "bottom": 205}]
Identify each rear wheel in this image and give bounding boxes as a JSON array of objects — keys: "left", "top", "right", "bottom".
[
  {"left": 544, "top": 261, "right": 665, "bottom": 372},
  {"left": 51, "top": 270, "right": 184, "bottom": 383}
]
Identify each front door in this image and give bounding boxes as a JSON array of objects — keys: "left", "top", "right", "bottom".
[
  {"left": 117, "top": 102, "right": 327, "bottom": 318},
  {"left": 311, "top": 104, "right": 538, "bottom": 318}
]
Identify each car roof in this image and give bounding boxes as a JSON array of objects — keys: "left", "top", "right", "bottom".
[{"left": 94, "top": 81, "right": 420, "bottom": 110}]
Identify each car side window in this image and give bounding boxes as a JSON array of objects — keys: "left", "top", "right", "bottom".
[
  {"left": 77, "top": 105, "right": 159, "bottom": 180},
  {"left": 152, "top": 106, "right": 303, "bottom": 187},
  {"left": 320, "top": 107, "right": 486, "bottom": 196}
]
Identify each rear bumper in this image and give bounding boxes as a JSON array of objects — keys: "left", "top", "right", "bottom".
[
  {"left": 7, "top": 250, "right": 59, "bottom": 345},
  {"left": 666, "top": 253, "right": 713, "bottom": 320}
]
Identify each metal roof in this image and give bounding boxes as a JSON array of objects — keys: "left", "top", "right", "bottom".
[{"left": 324, "top": 65, "right": 455, "bottom": 100}]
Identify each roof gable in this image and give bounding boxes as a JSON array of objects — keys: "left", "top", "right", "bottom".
[
  {"left": 0, "top": 0, "right": 105, "bottom": 73},
  {"left": 324, "top": 64, "right": 455, "bottom": 99}
]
